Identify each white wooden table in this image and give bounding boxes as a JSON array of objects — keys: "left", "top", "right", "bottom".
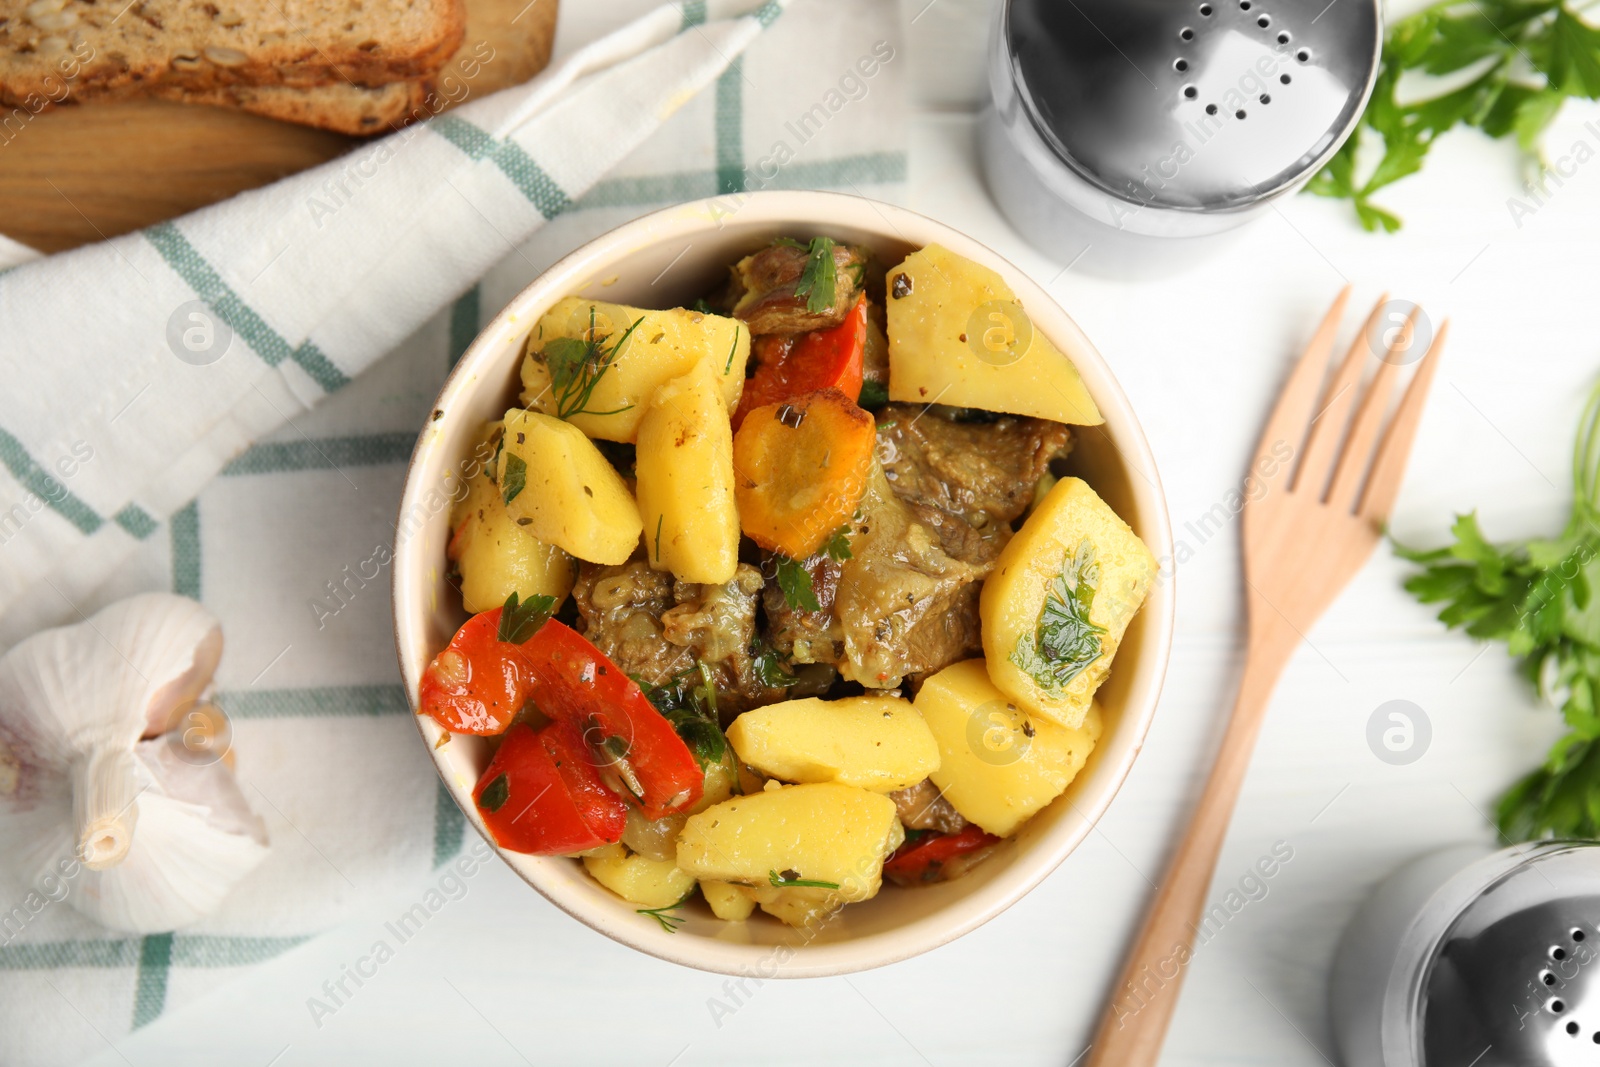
[{"left": 87, "top": 2, "right": 1600, "bottom": 1063}]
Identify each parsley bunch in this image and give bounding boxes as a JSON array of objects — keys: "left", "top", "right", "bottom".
[
  {"left": 1396, "top": 383, "right": 1600, "bottom": 839},
  {"left": 1308, "top": 0, "right": 1600, "bottom": 231}
]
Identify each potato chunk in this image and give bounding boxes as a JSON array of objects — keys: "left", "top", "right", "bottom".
[
  {"left": 700, "top": 880, "right": 757, "bottom": 922},
  {"left": 916, "top": 660, "right": 1101, "bottom": 837},
  {"left": 519, "top": 296, "right": 750, "bottom": 442},
  {"left": 885, "top": 244, "right": 1102, "bottom": 425},
  {"left": 583, "top": 844, "right": 696, "bottom": 909},
  {"left": 448, "top": 425, "right": 577, "bottom": 614},
  {"left": 634, "top": 360, "right": 740, "bottom": 584},
  {"left": 980, "top": 477, "right": 1154, "bottom": 728},
  {"left": 497, "top": 409, "right": 642, "bottom": 565},
  {"left": 726, "top": 695, "right": 940, "bottom": 792},
  {"left": 675, "top": 783, "right": 898, "bottom": 902}
]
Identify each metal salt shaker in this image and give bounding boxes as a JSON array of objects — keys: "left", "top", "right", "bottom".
[
  {"left": 1331, "top": 840, "right": 1600, "bottom": 1067},
  {"left": 980, "top": 0, "right": 1382, "bottom": 278}
]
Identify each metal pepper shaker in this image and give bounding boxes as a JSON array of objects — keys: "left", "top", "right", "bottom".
[
  {"left": 1331, "top": 840, "right": 1600, "bottom": 1067},
  {"left": 980, "top": 0, "right": 1382, "bottom": 278}
]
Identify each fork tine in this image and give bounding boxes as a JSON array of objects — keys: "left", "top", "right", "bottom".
[
  {"left": 1249, "top": 286, "right": 1351, "bottom": 496},
  {"left": 1326, "top": 306, "right": 1420, "bottom": 510},
  {"left": 1358, "top": 319, "right": 1449, "bottom": 523},
  {"left": 1292, "top": 295, "right": 1388, "bottom": 498}
]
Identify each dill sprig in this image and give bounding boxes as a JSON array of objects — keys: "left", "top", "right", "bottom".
[{"left": 541, "top": 307, "right": 643, "bottom": 419}]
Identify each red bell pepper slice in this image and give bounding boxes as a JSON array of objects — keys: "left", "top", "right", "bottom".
[
  {"left": 732, "top": 293, "right": 868, "bottom": 430},
  {"left": 418, "top": 607, "right": 533, "bottom": 735},
  {"left": 473, "top": 721, "right": 628, "bottom": 855},
  {"left": 884, "top": 825, "right": 1000, "bottom": 886},
  {"left": 520, "top": 619, "right": 704, "bottom": 820}
]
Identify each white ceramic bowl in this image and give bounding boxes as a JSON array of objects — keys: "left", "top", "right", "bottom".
[{"left": 393, "top": 190, "right": 1173, "bottom": 977}]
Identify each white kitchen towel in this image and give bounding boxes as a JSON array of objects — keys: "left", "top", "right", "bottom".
[{"left": 0, "top": 0, "right": 907, "bottom": 1063}]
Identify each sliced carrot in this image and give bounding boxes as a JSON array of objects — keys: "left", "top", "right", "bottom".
[{"left": 732, "top": 388, "right": 876, "bottom": 559}]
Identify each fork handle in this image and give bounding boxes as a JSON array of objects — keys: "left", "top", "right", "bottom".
[{"left": 1083, "top": 621, "right": 1299, "bottom": 1067}]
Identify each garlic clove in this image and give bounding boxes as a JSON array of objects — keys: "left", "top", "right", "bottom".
[
  {"left": 68, "top": 736, "right": 269, "bottom": 932},
  {"left": 73, "top": 746, "right": 140, "bottom": 869}
]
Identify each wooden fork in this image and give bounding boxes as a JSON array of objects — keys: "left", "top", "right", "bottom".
[{"left": 1084, "top": 288, "right": 1448, "bottom": 1067}]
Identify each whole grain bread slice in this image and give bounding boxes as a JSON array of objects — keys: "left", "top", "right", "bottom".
[
  {"left": 0, "top": 0, "right": 466, "bottom": 108},
  {"left": 145, "top": 0, "right": 557, "bottom": 136},
  {"left": 155, "top": 80, "right": 426, "bottom": 135}
]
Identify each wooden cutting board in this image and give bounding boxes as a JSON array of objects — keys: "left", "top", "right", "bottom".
[{"left": 0, "top": 0, "right": 558, "bottom": 256}]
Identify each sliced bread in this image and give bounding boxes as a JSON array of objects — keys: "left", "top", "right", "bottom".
[
  {"left": 147, "top": 0, "right": 557, "bottom": 136},
  {"left": 0, "top": 0, "right": 466, "bottom": 107}
]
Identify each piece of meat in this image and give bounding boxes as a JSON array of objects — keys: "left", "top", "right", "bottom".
[
  {"left": 890, "top": 779, "right": 969, "bottom": 834},
  {"left": 833, "top": 464, "right": 989, "bottom": 687},
  {"left": 876, "top": 404, "right": 1071, "bottom": 549},
  {"left": 759, "top": 408, "right": 1069, "bottom": 689},
  {"left": 760, "top": 552, "right": 844, "bottom": 666},
  {"left": 572, "top": 559, "right": 778, "bottom": 715},
  {"left": 572, "top": 559, "right": 685, "bottom": 685},
  {"left": 730, "top": 239, "right": 867, "bottom": 335}
]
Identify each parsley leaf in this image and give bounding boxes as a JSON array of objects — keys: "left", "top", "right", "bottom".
[
  {"left": 1397, "top": 382, "right": 1600, "bottom": 839},
  {"left": 768, "top": 868, "right": 840, "bottom": 890},
  {"left": 793, "top": 236, "right": 837, "bottom": 315},
  {"left": 642, "top": 661, "right": 727, "bottom": 769},
  {"left": 774, "top": 555, "right": 821, "bottom": 613},
  {"left": 478, "top": 773, "right": 510, "bottom": 813},
  {"left": 497, "top": 590, "right": 555, "bottom": 644},
  {"left": 1010, "top": 540, "right": 1107, "bottom": 696},
  {"left": 858, "top": 380, "right": 890, "bottom": 409},
  {"left": 752, "top": 643, "right": 800, "bottom": 688},
  {"left": 824, "top": 526, "right": 853, "bottom": 562},
  {"left": 501, "top": 452, "right": 527, "bottom": 505},
  {"left": 1308, "top": 0, "right": 1600, "bottom": 231}
]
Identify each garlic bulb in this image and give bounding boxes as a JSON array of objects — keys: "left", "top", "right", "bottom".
[{"left": 0, "top": 594, "right": 269, "bottom": 932}]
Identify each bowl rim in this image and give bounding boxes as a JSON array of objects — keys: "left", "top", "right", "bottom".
[{"left": 392, "top": 188, "right": 1175, "bottom": 977}]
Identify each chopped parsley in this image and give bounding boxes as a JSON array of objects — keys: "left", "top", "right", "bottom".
[
  {"left": 501, "top": 452, "right": 527, "bottom": 505},
  {"left": 643, "top": 662, "right": 727, "bottom": 769},
  {"left": 496, "top": 591, "right": 555, "bottom": 644},
  {"left": 752, "top": 643, "right": 800, "bottom": 688},
  {"left": 774, "top": 555, "right": 821, "bottom": 613},
  {"left": 1010, "top": 540, "right": 1107, "bottom": 696},
  {"left": 823, "top": 526, "right": 853, "bottom": 562},
  {"left": 477, "top": 773, "right": 510, "bottom": 813},
  {"left": 858, "top": 380, "right": 890, "bottom": 409},
  {"left": 793, "top": 236, "right": 838, "bottom": 314}
]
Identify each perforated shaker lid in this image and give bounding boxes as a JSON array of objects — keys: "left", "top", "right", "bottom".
[
  {"left": 1420, "top": 843, "right": 1600, "bottom": 1067},
  {"left": 1003, "top": 0, "right": 1381, "bottom": 211}
]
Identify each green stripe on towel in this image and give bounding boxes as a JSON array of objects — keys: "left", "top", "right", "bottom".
[
  {"left": 131, "top": 933, "right": 172, "bottom": 1029},
  {"left": 429, "top": 117, "right": 573, "bottom": 220},
  {"left": 574, "top": 151, "right": 908, "bottom": 212},
  {"left": 221, "top": 432, "right": 416, "bottom": 476},
  {"left": 218, "top": 685, "right": 409, "bottom": 719},
  {"left": 0, "top": 424, "right": 105, "bottom": 536},
  {"left": 715, "top": 58, "right": 745, "bottom": 195},
  {"left": 433, "top": 779, "right": 466, "bottom": 868},
  {"left": 170, "top": 500, "right": 201, "bottom": 600},
  {"left": 112, "top": 503, "right": 159, "bottom": 540},
  {"left": 448, "top": 285, "right": 481, "bottom": 367},
  {"left": 143, "top": 223, "right": 351, "bottom": 393}
]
